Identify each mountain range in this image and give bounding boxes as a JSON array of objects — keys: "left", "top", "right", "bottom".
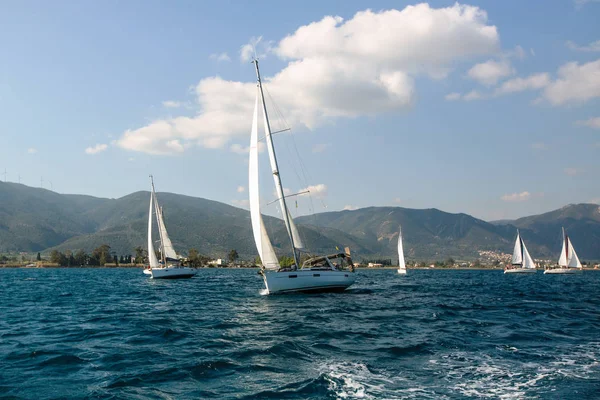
[{"left": 1, "top": 181, "right": 599, "bottom": 261}]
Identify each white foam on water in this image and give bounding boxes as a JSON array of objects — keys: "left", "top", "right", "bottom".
[
  {"left": 318, "top": 361, "right": 391, "bottom": 399},
  {"left": 259, "top": 289, "right": 269, "bottom": 296},
  {"left": 318, "top": 361, "right": 441, "bottom": 399},
  {"left": 427, "top": 342, "right": 600, "bottom": 398}
]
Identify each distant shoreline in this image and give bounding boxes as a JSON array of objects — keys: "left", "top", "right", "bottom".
[{"left": 2, "top": 265, "right": 599, "bottom": 271}]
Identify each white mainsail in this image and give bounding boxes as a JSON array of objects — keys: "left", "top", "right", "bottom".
[
  {"left": 156, "top": 205, "right": 178, "bottom": 260},
  {"left": 249, "top": 90, "right": 280, "bottom": 270},
  {"left": 558, "top": 229, "right": 568, "bottom": 267},
  {"left": 397, "top": 226, "right": 406, "bottom": 270},
  {"left": 567, "top": 240, "right": 582, "bottom": 269},
  {"left": 147, "top": 191, "right": 160, "bottom": 268},
  {"left": 261, "top": 103, "right": 305, "bottom": 252},
  {"left": 522, "top": 241, "right": 536, "bottom": 269},
  {"left": 511, "top": 231, "right": 523, "bottom": 265}
]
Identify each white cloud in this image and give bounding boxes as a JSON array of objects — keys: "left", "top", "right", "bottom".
[
  {"left": 463, "top": 90, "right": 483, "bottom": 101},
  {"left": 542, "top": 59, "right": 600, "bottom": 106},
  {"left": 240, "top": 36, "right": 272, "bottom": 62},
  {"left": 566, "top": 39, "right": 600, "bottom": 52},
  {"left": 27, "top": 148, "right": 37, "bottom": 154},
  {"left": 495, "top": 73, "right": 550, "bottom": 95},
  {"left": 564, "top": 167, "right": 584, "bottom": 176},
  {"left": 445, "top": 92, "right": 461, "bottom": 101},
  {"left": 343, "top": 205, "right": 358, "bottom": 211},
  {"left": 128, "top": 157, "right": 135, "bottom": 162},
  {"left": 85, "top": 143, "right": 108, "bottom": 155},
  {"left": 576, "top": 117, "right": 600, "bottom": 129},
  {"left": 312, "top": 143, "right": 329, "bottom": 153},
  {"left": 501, "top": 191, "right": 531, "bottom": 202},
  {"left": 513, "top": 45, "right": 526, "bottom": 60},
  {"left": 162, "top": 100, "right": 182, "bottom": 108},
  {"left": 393, "top": 197, "right": 402, "bottom": 205},
  {"left": 116, "top": 4, "right": 499, "bottom": 155},
  {"left": 467, "top": 59, "right": 514, "bottom": 86},
  {"left": 237, "top": 185, "right": 245, "bottom": 193},
  {"left": 209, "top": 52, "right": 231, "bottom": 62},
  {"left": 574, "top": 0, "right": 600, "bottom": 8},
  {"left": 531, "top": 142, "right": 548, "bottom": 150},
  {"left": 300, "top": 183, "right": 328, "bottom": 199},
  {"left": 590, "top": 197, "right": 600, "bottom": 204}
]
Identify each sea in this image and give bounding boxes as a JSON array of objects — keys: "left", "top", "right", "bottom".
[{"left": 1, "top": 268, "right": 599, "bottom": 399}]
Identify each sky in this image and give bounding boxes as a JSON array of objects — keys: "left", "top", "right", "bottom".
[{"left": 1, "top": 0, "right": 599, "bottom": 221}]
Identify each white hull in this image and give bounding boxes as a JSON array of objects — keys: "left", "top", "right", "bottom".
[
  {"left": 544, "top": 268, "right": 582, "bottom": 274},
  {"left": 504, "top": 268, "right": 536, "bottom": 274},
  {"left": 397, "top": 268, "right": 407, "bottom": 275},
  {"left": 145, "top": 266, "right": 197, "bottom": 279},
  {"left": 261, "top": 269, "right": 356, "bottom": 294}
]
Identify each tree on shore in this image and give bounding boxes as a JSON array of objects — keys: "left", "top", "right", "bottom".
[
  {"left": 92, "top": 244, "right": 111, "bottom": 266},
  {"left": 228, "top": 249, "right": 239, "bottom": 264},
  {"left": 36, "top": 252, "right": 41, "bottom": 261},
  {"left": 279, "top": 255, "right": 295, "bottom": 268},
  {"left": 134, "top": 246, "right": 145, "bottom": 264}
]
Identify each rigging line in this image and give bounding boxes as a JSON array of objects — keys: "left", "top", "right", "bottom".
[
  {"left": 263, "top": 83, "right": 314, "bottom": 202},
  {"left": 263, "top": 82, "right": 313, "bottom": 250}
]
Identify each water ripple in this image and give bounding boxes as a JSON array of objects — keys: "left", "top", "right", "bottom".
[{"left": 1, "top": 268, "right": 600, "bottom": 399}]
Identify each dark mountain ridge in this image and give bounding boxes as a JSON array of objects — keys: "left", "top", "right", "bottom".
[{"left": 1, "top": 182, "right": 599, "bottom": 260}]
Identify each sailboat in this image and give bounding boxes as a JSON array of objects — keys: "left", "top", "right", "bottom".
[
  {"left": 504, "top": 230, "right": 537, "bottom": 274},
  {"left": 397, "top": 226, "right": 406, "bottom": 275},
  {"left": 544, "top": 228, "right": 583, "bottom": 274},
  {"left": 249, "top": 59, "right": 356, "bottom": 294},
  {"left": 143, "top": 175, "right": 197, "bottom": 279}
]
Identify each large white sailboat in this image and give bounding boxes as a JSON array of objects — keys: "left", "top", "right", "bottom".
[
  {"left": 397, "top": 226, "right": 407, "bottom": 275},
  {"left": 144, "top": 176, "right": 197, "bottom": 279},
  {"left": 504, "top": 230, "right": 537, "bottom": 274},
  {"left": 544, "top": 228, "right": 583, "bottom": 274},
  {"left": 249, "top": 59, "right": 356, "bottom": 294}
]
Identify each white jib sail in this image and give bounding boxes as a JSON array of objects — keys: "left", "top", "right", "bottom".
[
  {"left": 261, "top": 105, "right": 305, "bottom": 251},
  {"left": 511, "top": 231, "right": 523, "bottom": 265},
  {"left": 522, "top": 241, "right": 536, "bottom": 269},
  {"left": 397, "top": 226, "right": 406, "bottom": 270},
  {"left": 567, "top": 240, "right": 582, "bottom": 269},
  {"left": 558, "top": 236, "right": 568, "bottom": 267},
  {"left": 156, "top": 205, "right": 178, "bottom": 260},
  {"left": 249, "top": 90, "right": 280, "bottom": 270},
  {"left": 147, "top": 191, "right": 160, "bottom": 268}
]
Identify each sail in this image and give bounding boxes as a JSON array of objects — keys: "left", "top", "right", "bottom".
[
  {"left": 522, "top": 241, "right": 536, "bottom": 269},
  {"left": 147, "top": 192, "right": 160, "bottom": 268},
  {"left": 397, "top": 226, "right": 406, "bottom": 270},
  {"left": 567, "top": 240, "right": 582, "bottom": 268},
  {"left": 261, "top": 103, "right": 305, "bottom": 251},
  {"left": 511, "top": 231, "right": 523, "bottom": 265},
  {"left": 249, "top": 90, "right": 280, "bottom": 270},
  {"left": 558, "top": 236, "right": 568, "bottom": 267},
  {"left": 286, "top": 208, "right": 305, "bottom": 250},
  {"left": 156, "top": 205, "right": 178, "bottom": 260}
]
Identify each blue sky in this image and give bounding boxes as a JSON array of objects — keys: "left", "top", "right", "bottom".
[{"left": 1, "top": 0, "right": 599, "bottom": 221}]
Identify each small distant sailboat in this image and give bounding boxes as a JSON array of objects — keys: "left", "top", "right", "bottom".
[
  {"left": 544, "top": 228, "right": 583, "bottom": 274},
  {"left": 144, "top": 176, "right": 197, "bottom": 279},
  {"left": 249, "top": 59, "right": 356, "bottom": 294},
  {"left": 504, "top": 230, "right": 536, "bottom": 274},
  {"left": 397, "top": 226, "right": 406, "bottom": 275}
]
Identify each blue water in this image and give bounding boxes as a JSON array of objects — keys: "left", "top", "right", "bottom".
[{"left": 1, "top": 268, "right": 599, "bottom": 399}]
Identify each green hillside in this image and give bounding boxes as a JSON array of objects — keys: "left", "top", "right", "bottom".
[{"left": 1, "top": 182, "right": 599, "bottom": 261}]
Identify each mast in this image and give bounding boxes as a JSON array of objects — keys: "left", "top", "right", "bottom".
[
  {"left": 564, "top": 227, "right": 569, "bottom": 265},
  {"left": 253, "top": 59, "right": 299, "bottom": 269},
  {"left": 150, "top": 175, "right": 166, "bottom": 265}
]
